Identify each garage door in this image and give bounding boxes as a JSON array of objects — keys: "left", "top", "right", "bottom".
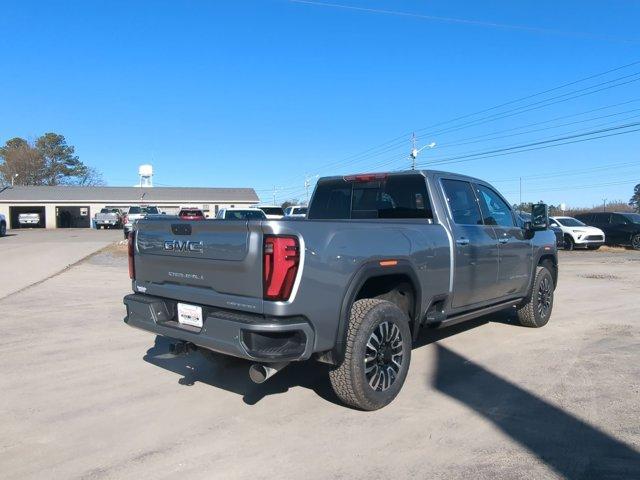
[
  {"left": 9, "top": 206, "right": 46, "bottom": 229},
  {"left": 56, "top": 206, "right": 91, "bottom": 228}
]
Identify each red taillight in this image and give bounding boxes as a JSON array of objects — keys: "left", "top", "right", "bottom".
[
  {"left": 263, "top": 235, "right": 300, "bottom": 301},
  {"left": 128, "top": 231, "right": 136, "bottom": 280},
  {"left": 343, "top": 173, "right": 388, "bottom": 182}
]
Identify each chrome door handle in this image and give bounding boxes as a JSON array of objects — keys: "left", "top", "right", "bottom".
[
  {"left": 456, "top": 238, "right": 470, "bottom": 246},
  {"left": 498, "top": 238, "right": 509, "bottom": 244}
]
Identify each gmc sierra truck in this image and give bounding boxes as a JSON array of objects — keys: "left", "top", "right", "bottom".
[{"left": 124, "top": 170, "right": 558, "bottom": 410}]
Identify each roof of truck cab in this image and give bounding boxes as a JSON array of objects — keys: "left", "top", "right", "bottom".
[{"left": 316, "top": 170, "right": 489, "bottom": 184}]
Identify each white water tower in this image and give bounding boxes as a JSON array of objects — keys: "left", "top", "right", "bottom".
[{"left": 138, "top": 164, "right": 153, "bottom": 188}]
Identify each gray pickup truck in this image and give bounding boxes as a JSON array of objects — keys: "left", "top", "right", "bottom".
[{"left": 124, "top": 170, "right": 558, "bottom": 410}]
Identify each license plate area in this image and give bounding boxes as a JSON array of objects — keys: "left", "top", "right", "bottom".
[{"left": 177, "top": 303, "right": 203, "bottom": 328}]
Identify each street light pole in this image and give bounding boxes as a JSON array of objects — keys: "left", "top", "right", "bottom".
[
  {"left": 409, "top": 133, "right": 436, "bottom": 169},
  {"left": 11, "top": 173, "right": 19, "bottom": 186}
]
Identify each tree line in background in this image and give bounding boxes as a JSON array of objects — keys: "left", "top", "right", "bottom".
[{"left": 0, "top": 133, "right": 104, "bottom": 187}]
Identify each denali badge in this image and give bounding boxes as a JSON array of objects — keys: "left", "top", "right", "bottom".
[{"left": 164, "top": 240, "right": 204, "bottom": 253}]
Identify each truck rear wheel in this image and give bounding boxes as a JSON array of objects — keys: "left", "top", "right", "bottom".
[
  {"left": 329, "top": 299, "right": 411, "bottom": 411},
  {"left": 516, "top": 266, "right": 554, "bottom": 328}
]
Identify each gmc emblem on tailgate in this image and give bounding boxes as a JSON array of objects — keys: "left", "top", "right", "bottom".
[{"left": 164, "top": 240, "right": 204, "bottom": 253}]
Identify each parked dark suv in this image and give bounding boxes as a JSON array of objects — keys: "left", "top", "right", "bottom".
[{"left": 574, "top": 212, "right": 640, "bottom": 250}]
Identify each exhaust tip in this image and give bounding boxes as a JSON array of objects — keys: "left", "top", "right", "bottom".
[{"left": 249, "top": 364, "right": 268, "bottom": 384}]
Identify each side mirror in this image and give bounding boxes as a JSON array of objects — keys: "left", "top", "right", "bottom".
[{"left": 530, "top": 203, "right": 549, "bottom": 231}]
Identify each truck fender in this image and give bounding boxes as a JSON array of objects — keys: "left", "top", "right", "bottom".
[{"left": 332, "top": 259, "right": 422, "bottom": 363}]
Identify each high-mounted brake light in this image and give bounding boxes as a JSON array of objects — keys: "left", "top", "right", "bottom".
[
  {"left": 128, "top": 231, "right": 136, "bottom": 280},
  {"left": 343, "top": 173, "right": 389, "bottom": 183},
  {"left": 263, "top": 235, "right": 300, "bottom": 301}
]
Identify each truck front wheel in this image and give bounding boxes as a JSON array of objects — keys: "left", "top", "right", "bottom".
[
  {"left": 516, "top": 266, "right": 554, "bottom": 328},
  {"left": 329, "top": 299, "right": 412, "bottom": 411}
]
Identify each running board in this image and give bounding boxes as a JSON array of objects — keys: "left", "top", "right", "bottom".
[{"left": 425, "top": 300, "right": 517, "bottom": 329}]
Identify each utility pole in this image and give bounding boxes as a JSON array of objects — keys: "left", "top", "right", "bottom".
[
  {"left": 11, "top": 173, "right": 19, "bottom": 186},
  {"left": 272, "top": 186, "right": 279, "bottom": 205},
  {"left": 602, "top": 198, "right": 607, "bottom": 212},
  {"left": 519, "top": 177, "right": 522, "bottom": 206},
  {"left": 304, "top": 174, "right": 319, "bottom": 204},
  {"left": 409, "top": 132, "right": 436, "bottom": 169},
  {"left": 410, "top": 133, "right": 418, "bottom": 170}
]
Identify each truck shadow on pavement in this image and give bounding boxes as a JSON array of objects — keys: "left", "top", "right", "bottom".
[
  {"left": 142, "top": 315, "right": 495, "bottom": 407},
  {"left": 143, "top": 336, "right": 340, "bottom": 406},
  {"left": 432, "top": 343, "right": 640, "bottom": 479}
]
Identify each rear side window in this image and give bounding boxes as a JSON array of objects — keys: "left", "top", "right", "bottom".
[
  {"left": 475, "top": 184, "right": 515, "bottom": 227},
  {"left": 225, "top": 210, "right": 265, "bottom": 220},
  {"left": 260, "top": 207, "right": 284, "bottom": 216},
  {"left": 441, "top": 179, "right": 483, "bottom": 226},
  {"left": 308, "top": 175, "right": 432, "bottom": 220}
]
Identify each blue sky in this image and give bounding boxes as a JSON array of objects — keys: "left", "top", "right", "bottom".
[{"left": 1, "top": 0, "right": 639, "bottom": 207}]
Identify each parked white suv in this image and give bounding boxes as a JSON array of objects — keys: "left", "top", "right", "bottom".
[
  {"left": 252, "top": 205, "right": 284, "bottom": 219},
  {"left": 550, "top": 216, "right": 605, "bottom": 250},
  {"left": 284, "top": 205, "right": 308, "bottom": 218},
  {"left": 0, "top": 213, "right": 6, "bottom": 236}
]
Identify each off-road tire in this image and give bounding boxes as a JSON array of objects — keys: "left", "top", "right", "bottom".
[
  {"left": 516, "top": 266, "right": 554, "bottom": 328},
  {"left": 564, "top": 235, "right": 575, "bottom": 251},
  {"left": 587, "top": 245, "right": 601, "bottom": 250},
  {"left": 632, "top": 234, "right": 640, "bottom": 251},
  {"left": 329, "top": 299, "right": 412, "bottom": 411}
]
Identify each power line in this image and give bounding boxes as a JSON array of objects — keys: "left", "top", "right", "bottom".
[
  {"left": 417, "top": 123, "right": 640, "bottom": 168},
  {"left": 436, "top": 105, "right": 640, "bottom": 150},
  {"left": 424, "top": 114, "right": 640, "bottom": 163},
  {"left": 276, "top": 61, "right": 640, "bottom": 183},
  {"left": 288, "top": 1, "right": 640, "bottom": 44},
  {"left": 490, "top": 160, "right": 640, "bottom": 183},
  {"left": 502, "top": 179, "right": 638, "bottom": 195},
  {"left": 415, "top": 72, "right": 640, "bottom": 139}
]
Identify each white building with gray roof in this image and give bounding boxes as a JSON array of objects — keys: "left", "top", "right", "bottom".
[{"left": 0, "top": 185, "right": 259, "bottom": 229}]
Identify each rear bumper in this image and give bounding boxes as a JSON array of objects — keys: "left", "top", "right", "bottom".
[{"left": 123, "top": 293, "right": 315, "bottom": 362}]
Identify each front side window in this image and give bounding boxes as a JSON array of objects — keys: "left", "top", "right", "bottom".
[
  {"left": 623, "top": 213, "right": 640, "bottom": 224},
  {"left": 612, "top": 214, "right": 630, "bottom": 225},
  {"left": 441, "top": 179, "right": 483, "bottom": 226},
  {"left": 556, "top": 217, "right": 586, "bottom": 227},
  {"left": 475, "top": 184, "right": 515, "bottom": 227}
]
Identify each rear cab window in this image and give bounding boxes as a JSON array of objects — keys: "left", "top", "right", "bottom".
[{"left": 308, "top": 174, "right": 433, "bottom": 220}]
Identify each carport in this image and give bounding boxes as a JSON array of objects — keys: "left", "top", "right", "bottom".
[
  {"left": 56, "top": 205, "right": 91, "bottom": 228},
  {"left": 9, "top": 206, "right": 46, "bottom": 229}
]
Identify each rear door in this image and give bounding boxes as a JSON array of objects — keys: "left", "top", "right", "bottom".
[
  {"left": 475, "top": 183, "right": 532, "bottom": 296},
  {"left": 134, "top": 219, "right": 265, "bottom": 313},
  {"left": 609, "top": 214, "right": 631, "bottom": 244},
  {"left": 441, "top": 179, "right": 499, "bottom": 308},
  {"left": 589, "top": 213, "right": 612, "bottom": 242}
]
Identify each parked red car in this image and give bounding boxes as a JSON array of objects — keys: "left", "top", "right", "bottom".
[{"left": 178, "top": 208, "right": 206, "bottom": 221}]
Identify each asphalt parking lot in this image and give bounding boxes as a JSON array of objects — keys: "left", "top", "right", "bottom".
[
  {"left": 1, "top": 231, "right": 638, "bottom": 479},
  {"left": 0, "top": 228, "right": 121, "bottom": 298}
]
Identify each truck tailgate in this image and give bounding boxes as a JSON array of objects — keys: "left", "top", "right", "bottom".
[{"left": 133, "top": 219, "right": 264, "bottom": 313}]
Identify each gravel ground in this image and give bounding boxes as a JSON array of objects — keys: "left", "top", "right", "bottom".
[{"left": 0, "top": 243, "right": 638, "bottom": 480}]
